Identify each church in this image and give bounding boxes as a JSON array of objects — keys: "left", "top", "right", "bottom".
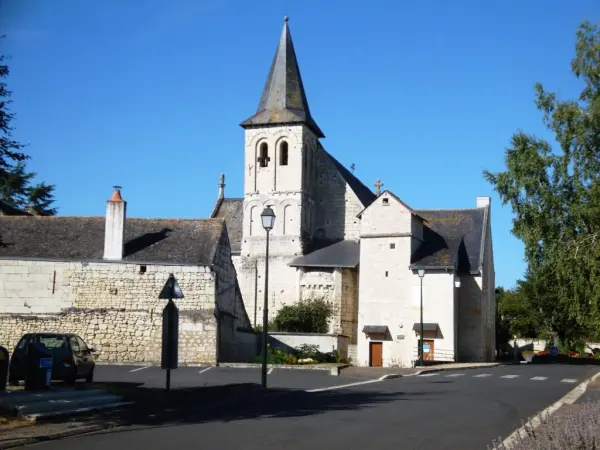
[{"left": 210, "top": 16, "right": 496, "bottom": 367}]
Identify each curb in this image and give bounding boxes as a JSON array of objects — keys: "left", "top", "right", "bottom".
[
  {"left": 500, "top": 370, "right": 600, "bottom": 449},
  {"left": 0, "top": 423, "right": 117, "bottom": 449},
  {"left": 411, "top": 363, "right": 501, "bottom": 376}
]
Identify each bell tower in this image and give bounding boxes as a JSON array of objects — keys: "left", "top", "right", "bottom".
[{"left": 237, "top": 16, "right": 324, "bottom": 325}]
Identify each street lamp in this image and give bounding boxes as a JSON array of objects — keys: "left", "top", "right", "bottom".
[
  {"left": 417, "top": 269, "right": 425, "bottom": 367},
  {"left": 260, "top": 206, "right": 275, "bottom": 388}
]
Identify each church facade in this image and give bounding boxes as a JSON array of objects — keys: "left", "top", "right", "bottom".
[{"left": 212, "top": 17, "right": 496, "bottom": 367}]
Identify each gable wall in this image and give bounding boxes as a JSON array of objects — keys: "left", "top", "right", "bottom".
[{"left": 360, "top": 192, "right": 413, "bottom": 237}]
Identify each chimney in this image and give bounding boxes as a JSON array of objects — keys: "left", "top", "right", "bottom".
[
  {"left": 476, "top": 196, "right": 491, "bottom": 208},
  {"left": 104, "top": 186, "right": 126, "bottom": 260},
  {"left": 218, "top": 173, "right": 225, "bottom": 199}
]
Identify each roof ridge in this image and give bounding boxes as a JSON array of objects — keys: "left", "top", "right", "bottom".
[{"left": 416, "top": 207, "right": 480, "bottom": 212}]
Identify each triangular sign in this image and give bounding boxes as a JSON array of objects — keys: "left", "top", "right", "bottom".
[{"left": 159, "top": 273, "right": 184, "bottom": 299}]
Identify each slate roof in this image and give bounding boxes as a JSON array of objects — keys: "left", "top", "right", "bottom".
[
  {"left": 240, "top": 17, "right": 324, "bottom": 138},
  {"left": 289, "top": 240, "right": 359, "bottom": 268},
  {"left": 0, "top": 200, "right": 31, "bottom": 216},
  {"left": 410, "top": 208, "right": 486, "bottom": 275},
  {"left": 322, "top": 147, "right": 377, "bottom": 208},
  {"left": 0, "top": 216, "right": 225, "bottom": 266},
  {"left": 210, "top": 198, "right": 244, "bottom": 254}
]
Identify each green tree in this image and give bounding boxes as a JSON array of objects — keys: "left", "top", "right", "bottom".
[
  {"left": 0, "top": 50, "right": 57, "bottom": 214},
  {"left": 272, "top": 296, "right": 334, "bottom": 333},
  {"left": 484, "top": 21, "right": 600, "bottom": 346}
]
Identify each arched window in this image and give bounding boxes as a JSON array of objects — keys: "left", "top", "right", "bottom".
[
  {"left": 279, "top": 141, "right": 289, "bottom": 166},
  {"left": 258, "top": 143, "right": 269, "bottom": 168}
]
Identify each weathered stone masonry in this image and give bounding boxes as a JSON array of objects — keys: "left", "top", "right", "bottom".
[{"left": 0, "top": 260, "right": 220, "bottom": 363}]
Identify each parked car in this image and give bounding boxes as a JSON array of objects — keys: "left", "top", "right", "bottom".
[{"left": 8, "top": 332, "right": 96, "bottom": 385}]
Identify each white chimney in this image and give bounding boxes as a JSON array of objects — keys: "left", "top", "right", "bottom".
[
  {"left": 476, "top": 196, "right": 491, "bottom": 208},
  {"left": 104, "top": 186, "right": 126, "bottom": 260}
]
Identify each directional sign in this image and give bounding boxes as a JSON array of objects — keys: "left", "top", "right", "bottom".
[{"left": 549, "top": 346, "right": 559, "bottom": 356}]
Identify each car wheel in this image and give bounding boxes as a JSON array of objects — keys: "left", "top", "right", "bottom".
[{"left": 85, "top": 370, "right": 94, "bottom": 383}]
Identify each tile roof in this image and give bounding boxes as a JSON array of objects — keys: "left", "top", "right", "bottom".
[
  {"left": 289, "top": 240, "right": 359, "bottom": 268},
  {"left": 240, "top": 17, "right": 324, "bottom": 138},
  {"left": 211, "top": 198, "right": 244, "bottom": 254},
  {"left": 410, "top": 208, "right": 486, "bottom": 274},
  {"left": 0, "top": 216, "right": 225, "bottom": 266}
]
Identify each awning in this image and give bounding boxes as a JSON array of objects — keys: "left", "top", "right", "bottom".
[
  {"left": 362, "top": 325, "right": 389, "bottom": 335},
  {"left": 412, "top": 323, "right": 439, "bottom": 332}
]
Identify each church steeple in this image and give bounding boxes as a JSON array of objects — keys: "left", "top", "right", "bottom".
[{"left": 241, "top": 16, "right": 324, "bottom": 138}]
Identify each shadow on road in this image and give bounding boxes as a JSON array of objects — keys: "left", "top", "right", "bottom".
[{"left": 48, "top": 381, "right": 445, "bottom": 431}]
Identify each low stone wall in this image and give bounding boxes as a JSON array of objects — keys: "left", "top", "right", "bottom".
[
  {"left": 268, "top": 332, "right": 349, "bottom": 358},
  {"left": 0, "top": 308, "right": 218, "bottom": 364}
]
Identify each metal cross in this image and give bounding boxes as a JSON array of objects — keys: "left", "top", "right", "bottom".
[{"left": 350, "top": 163, "right": 356, "bottom": 173}]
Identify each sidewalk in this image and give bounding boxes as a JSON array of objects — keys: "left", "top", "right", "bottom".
[{"left": 340, "top": 362, "right": 501, "bottom": 378}]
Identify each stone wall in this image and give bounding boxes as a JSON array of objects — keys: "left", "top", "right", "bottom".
[
  {"left": 0, "top": 238, "right": 254, "bottom": 364},
  {"left": 0, "top": 308, "right": 217, "bottom": 364}
]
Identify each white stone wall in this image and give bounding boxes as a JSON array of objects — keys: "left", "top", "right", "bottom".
[
  {"left": 313, "top": 146, "right": 364, "bottom": 241},
  {"left": 0, "top": 235, "right": 255, "bottom": 364},
  {"left": 357, "top": 237, "right": 457, "bottom": 368},
  {"left": 268, "top": 332, "right": 349, "bottom": 358},
  {"left": 359, "top": 192, "right": 413, "bottom": 237}
]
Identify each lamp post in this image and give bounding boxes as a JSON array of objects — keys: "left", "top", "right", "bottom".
[
  {"left": 417, "top": 269, "right": 425, "bottom": 367},
  {"left": 260, "top": 206, "right": 275, "bottom": 388}
]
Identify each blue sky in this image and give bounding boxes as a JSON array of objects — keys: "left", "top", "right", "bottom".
[{"left": 1, "top": 0, "right": 597, "bottom": 289}]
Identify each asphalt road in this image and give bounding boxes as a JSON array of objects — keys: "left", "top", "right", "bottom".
[
  {"left": 93, "top": 364, "right": 363, "bottom": 390},
  {"left": 31, "top": 364, "right": 600, "bottom": 450}
]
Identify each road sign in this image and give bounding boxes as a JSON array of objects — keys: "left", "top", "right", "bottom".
[{"left": 549, "top": 346, "right": 559, "bottom": 356}]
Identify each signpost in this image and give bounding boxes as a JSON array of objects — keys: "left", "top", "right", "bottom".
[{"left": 159, "top": 273, "right": 184, "bottom": 392}]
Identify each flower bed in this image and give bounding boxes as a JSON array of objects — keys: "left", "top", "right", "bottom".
[{"left": 249, "top": 344, "right": 349, "bottom": 366}]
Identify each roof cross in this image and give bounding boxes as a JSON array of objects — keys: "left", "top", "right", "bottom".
[{"left": 374, "top": 179, "right": 384, "bottom": 196}]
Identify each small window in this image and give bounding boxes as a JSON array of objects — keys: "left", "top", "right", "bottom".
[
  {"left": 139, "top": 265, "right": 147, "bottom": 274},
  {"left": 259, "top": 143, "right": 269, "bottom": 167},
  {"left": 279, "top": 141, "right": 289, "bottom": 166},
  {"left": 390, "top": 243, "right": 395, "bottom": 249},
  {"left": 385, "top": 271, "right": 389, "bottom": 277},
  {"left": 76, "top": 336, "right": 90, "bottom": 353},
  {"left": 382, "top": 198, "right": 389, "bottom": 205}
]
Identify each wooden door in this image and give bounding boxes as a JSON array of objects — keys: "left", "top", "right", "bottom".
[
  {"left": 369, "top": 342, "right": 383, "bottom": 367},
  {"left": 423, "top": 340, "right": 435, "bottom": 361}
]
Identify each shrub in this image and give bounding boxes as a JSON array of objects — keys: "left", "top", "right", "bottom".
[
  {"left": 272, "top": 296, "right": 334, "bottom": 333},
  {"left": 489, "top": 401, "right": 600, "bottom": 449}
]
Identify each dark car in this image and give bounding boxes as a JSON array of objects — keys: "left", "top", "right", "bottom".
[{"left": 9, "top": 333, "right": 96, "bottom": 385}]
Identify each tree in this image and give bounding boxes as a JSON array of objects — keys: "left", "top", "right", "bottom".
[
  {"left": 0, "top": 48, "right": 57, "bottom": 214},
  {"left": 484, "top": 21, "right": 600, "bottom": 346},
  {"left": 272, "top": 296, "right": 334, "bottom": 333}
]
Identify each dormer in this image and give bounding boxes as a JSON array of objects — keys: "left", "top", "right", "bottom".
[{"left": 357, "top": 190, "right": 424, "bottom": 239}]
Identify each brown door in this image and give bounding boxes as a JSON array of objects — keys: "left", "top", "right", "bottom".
[
  {"left": 423, "top": 340, "right": 435, "bottom": 361},
  {"left": 369, "top": 342, "right": 383, "bottom": 367}
]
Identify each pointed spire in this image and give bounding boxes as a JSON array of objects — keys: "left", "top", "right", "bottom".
[{"left": 241, "top": 16, "right": 324, "bottom": 138}]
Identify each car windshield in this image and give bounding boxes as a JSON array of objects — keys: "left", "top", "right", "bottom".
[{"left": 38, "top": 335, "right": 69, "bottom": 350}]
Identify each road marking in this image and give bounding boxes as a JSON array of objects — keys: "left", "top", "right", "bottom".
[
  {"left": 445, "top": 373, "right": 465, "bottom": 377},
  {"left": 530, "top": 376, "right": 547, "bottom": 381},
  {"left": 198, "top": 367, "right": 212, "bottom": 374},
  {"left": 500, "top": 374, "right": 519, "bottom": 379},
  {"left": 129, "top": 366, "right": 151, "bottom": 373},
  {"left": 419, "top": 373, "right": 439, "bottom": 377},
  {"left": 268, "top": 368, "right": 274, "bottom": 374},
  {"left": 306, "top": 375, "right": 391, "bottom": 393},
  {"left": 500, "top": 371, "right": 600, "bottom": 449},
  {"left": 473, "top": 373, "right": 493, "bottom": 378},
  {"left": 561, "top": 378, "right": 578, "bottom": 383}
]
